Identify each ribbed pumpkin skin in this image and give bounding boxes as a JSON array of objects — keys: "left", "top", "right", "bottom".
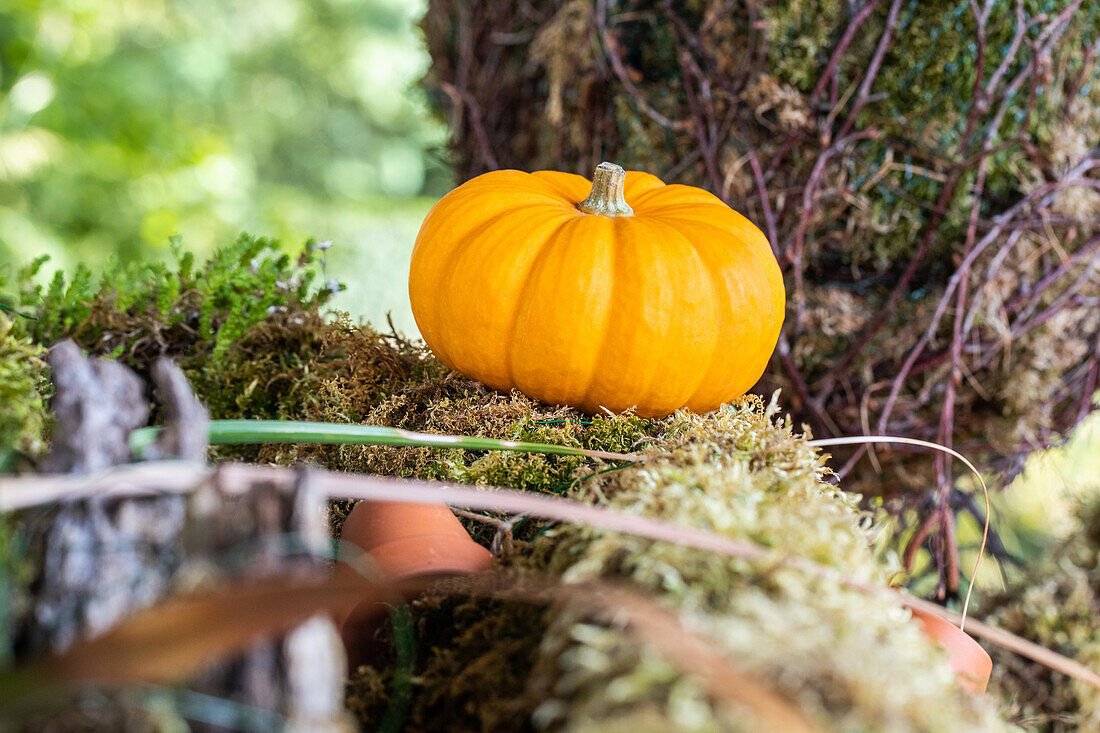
[{"left": 408, "top": 168, "right": 785, "bottom": 418}]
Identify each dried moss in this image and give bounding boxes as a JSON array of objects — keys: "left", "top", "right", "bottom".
[
  {"left": 188, "top": 310, "right": 431, "bottom": 424},
  {"left": 347, "top": 397, "right": 1009, "bottom": 732},
  {"left": 523, "top": 397, "right": 1006, "bottom": 732},
  {"left": 345, "top": 595, "right": 549, "bottom": 732},
  {"left": 193, "top": 309, "right": 662, "bottom": 505},
  {"left": 409, "top": 596, "right": 548, "bottom": 731}
]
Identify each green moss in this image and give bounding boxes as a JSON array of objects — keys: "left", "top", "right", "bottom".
[
  {"left": 5, "top": 233, "right": 339, "bottom": 371},
  {"left": 765, "top": 0, "right": 849, "bottom": 91},
  {"left": 756, "top": 0, "right": 1100, "bottom": 275},
  {"left": 0, "top": 314, "right": 48, "bottom": 471}
]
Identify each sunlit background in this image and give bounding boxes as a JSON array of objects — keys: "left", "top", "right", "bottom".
[{"left": 0, "top": 0, "right": 448, "bottom": 335}]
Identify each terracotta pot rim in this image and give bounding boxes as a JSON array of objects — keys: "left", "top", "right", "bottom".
[
  {"left": 338, "top": 533, "right": 493, "bottom": 582},
  {"left": 910, "top": 608, "right": 993, "bottom": 694},
  {"left": 336, "top": 501, "right": 494, "bottom": 669},
  {"left": 339, "top": 501, "right": 482, "bottom": 548},
  {"left": 342, "top": 529, "right": 485, "bottom": 555}
]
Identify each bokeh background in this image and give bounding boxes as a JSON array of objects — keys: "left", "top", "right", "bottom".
[{"left": 0, "top": 0, "right": 447, "bottom": 334}]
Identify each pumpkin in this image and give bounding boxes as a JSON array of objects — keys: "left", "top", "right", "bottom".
[{"left": 408, "top": 162, "right": 785, "bottom": 418}]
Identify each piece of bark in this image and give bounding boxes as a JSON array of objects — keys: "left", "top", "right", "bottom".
[
  {"left": 43, "top": 340, "right": 148, "bottom": 474},
  {"left": 183, "top": 468, "right": 352, "bottom": 732},
  {"left": 21, "top": 349, "right": 352, "bottom": 731},
  {"left": 22, "top": 493, "right": 187, "bottom": 656},
  {"left": 23, "top": 343, "right": 184, "bottom": 656},
  {"left": 144, "top": 357, "right": 209, "bottom": 462}
]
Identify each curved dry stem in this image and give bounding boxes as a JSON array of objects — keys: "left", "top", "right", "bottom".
[{"left": 0, "top": 460, "right": 1091, "bottom": 691}]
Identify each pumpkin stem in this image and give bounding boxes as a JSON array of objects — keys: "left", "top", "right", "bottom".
[{"left": 577, "top": 162, "right": 634, "bottom": 217}]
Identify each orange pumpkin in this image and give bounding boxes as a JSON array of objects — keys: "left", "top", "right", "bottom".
[{"left": 408, "top": 162, "right": 785, "bottom": 418}]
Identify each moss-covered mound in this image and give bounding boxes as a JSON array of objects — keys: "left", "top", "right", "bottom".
[
  {"left": 346, "top": 398, "right": 1008, "bottom": 732},
  {"left": 0, "top": 241, "right": 1059, "bottom": 730},
  {"left": 0, "top": 234, "right": 340, "bottom": 466}
]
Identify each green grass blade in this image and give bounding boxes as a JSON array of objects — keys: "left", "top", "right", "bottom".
[{"left": 129, "top": 420, "right": 636, "bottom": 462}]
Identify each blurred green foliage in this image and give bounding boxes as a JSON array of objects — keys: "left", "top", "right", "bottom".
[{"left": 0, "top": 0, "right": 447, "bottom": 332}]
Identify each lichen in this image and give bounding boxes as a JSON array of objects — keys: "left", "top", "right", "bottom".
[{"left": 522, "top": 398, "right": 1006, "bottom": 732}]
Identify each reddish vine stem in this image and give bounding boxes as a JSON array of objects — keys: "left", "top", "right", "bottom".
[
  {"left": 872, "top": 158, "right": 1098, "bottom": 431},
  {"left": 1003, "top": 232, "right": 1100, "bottom": 314},
  {"left": 672, "top": 40, "right": 723, "bottom": 195},
  {"left": 764, "top": 0, "right": 885, "bottom": 182},
  {"left": 814, "top": 167, "right": 965, "bottom": 399},
  {"left": 594, "top": 0, "right": 683, "bottom": 131},
  {"left": 1010, "top": 274, "right": 1099, "bottom": 338},
  {"left": 902, "top": 508, "right": 940, "bottom": 573},
  {"left": 816, "top": 0, "right": 1082, "bottom": 400},
  {"left": 930, "top": 519, "right": 947, "bottom": 600},
  {"left": 835, "top": 0, "right": 904, "bottom": 140},
  {"left": 1079, "top": 360, "right": 1100, "bottom": 424},
  {"left": 788, "top": 130, "right": 879, "bottom": 330},
  {"left": 942, "top": 498, "right": 961, "bottom": 595},
  {"left": 775, "top": 335, "right": 840, "bottom": 438},
  {"left": 930, "top": 1, "right": 992, "bottom": 592},
  {"left": 748, "top": 151, "right": 780, "bottom": 254},
  {"left": 838, "top": 160, "right": 1095, "bottom": 481},
  {"left": 810, "top": 0, "right": 884, "bottom": 106},
  {"left": 439, "top": 82, "right": 499, "bottom": 170}
]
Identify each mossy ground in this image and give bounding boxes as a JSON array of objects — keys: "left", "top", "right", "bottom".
[
  {"left": 0, "top": 315, "right": 48, "bottom": 473},
  {"left": 1, "top": 242, "right": 1093, "bottom": 730},
  {"left": 342, "top": 398, "right": 1007, "bottom": 732}
]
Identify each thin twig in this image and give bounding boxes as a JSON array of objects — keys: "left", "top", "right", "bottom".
[
  {"left": 810, "top": 0, "right": 883, "bottom": 105},
  {"left": 439, "top": 82, "right": 499, "bottom": 170},
  {"left": 6, "top": 460, "right": 1093, "bottom": 690},
  {"left": 595, "top": 0, "right": 683, "bottom": 131}
]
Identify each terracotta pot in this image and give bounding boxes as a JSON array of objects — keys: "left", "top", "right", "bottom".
[
  {"left": 910, "top": 607, "right": 992, "bottom": 694},
  {"left": 335, "top": 501, "right": 493, "bottom": 667}
]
